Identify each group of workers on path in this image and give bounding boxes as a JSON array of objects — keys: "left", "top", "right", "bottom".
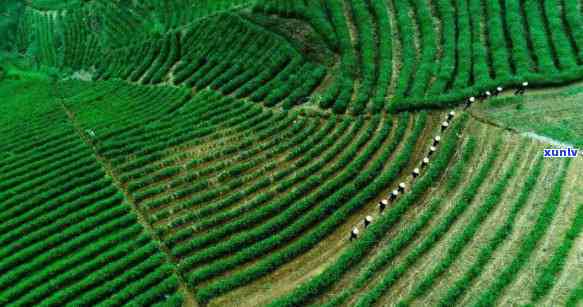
[
  {"left": 350, "top": 109, "right": 455, "bottom": 241},
  {"left": 465, "top": 81, "right": 529, "bottom": 110},
  {"left": 350, "top": 82, "right": 530, "bottom": 241}
]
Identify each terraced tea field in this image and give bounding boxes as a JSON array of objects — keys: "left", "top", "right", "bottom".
[{"left": 0, "top": 0, "right": 582, "bottom": 306}]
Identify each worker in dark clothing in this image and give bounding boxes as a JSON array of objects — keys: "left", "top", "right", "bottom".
[
  {"left": 493, "top": 86, "right": 503, "bottom": 96},
  {"left": 379, "top": 199, "right": 388, "bottom": 214},
  {"left": 479, "top": 90, "right": 492, "bottom": 101},
  {"left": 464, "top": 96, "right": 476, "bottom": 109},
  {"left": 447, "top": 111, "right": 456, "bottom": 121},
  {"left": 389, "top": 190, "right": 399, "bottom": 202},
  {"left": 433, "top": 136, "right": 441, "bottom": 146},
  {"left": 398, "top": 182, "right": 406, "bottom": 193},
  {"left": 364, "top": 215, "right": 373, "bottom": 228},
  {"left": 428, "top": 146, "right": 437, "bottom": 157},
  {"left": 421, "top": 157, "right": 430, "bottom": 169},
  {"left": 441, "top": 121, "right": 449, "bottom": 132},
  {"left": 515, "top": 81, "right": 528, "bottom": 95},
  {"left": 350, "top": 227, "right": 359, "bottom": 241},
  {"left": 412, "top": 167, "right": 420, "bottom": 179}
]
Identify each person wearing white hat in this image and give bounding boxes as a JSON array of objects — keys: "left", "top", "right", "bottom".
[
  {"left": 421, "top": 157, "right": 430, "bottom": 169},
  {"left": 515, "top": 81, "right": 528, "bottom": 95},
  {"left": 441, "top": 121, "right": 449, "bottom": 132},
  {"left": 412, "top": 167, "right": 420, "bottom": 179},
  {"left": 389, "top": 189, "right": 399, "bottom": 201},
  {"left": 428, "top": 146, "right": 437, "bottom": 157},
  {"left": 350, "top": 227, "right": 359, "bottom": 241},
  {"left": 379, "top": 199, "right": 388, "bottom": 214},
  {"left": 494, "top": 86, "right": 503, "bottom": 96},
  {"left": 447, "top": 111, "right": 456, "bottom": 121},
  {"left": 433, "top": 136, "right": 441, "bottom": 146},
  {"left": 398, "top": 182, "right": 406, "bottom": 193},
  {"left": 364, "top": 215, "right": 373, "bottom": 228},
  {"left": 465, "top": 96, "right": 476, "bottom": 109}
]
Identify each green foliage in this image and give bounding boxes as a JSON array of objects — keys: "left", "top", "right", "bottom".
[
  {"left": 0, "top": 0, "right": 24, "bottom": 52},
  {"left": 407, "top": 0, "right": 438, "bottom": 97},
  {"left": 356, "top": 129, "right": 501, "bottom": 307},
  {"left": 323, "top": 135, "right": 478, "bottom": 307},
  {"left": 401, "top": 141, "right": 526, "bottom": 305},
  {"left": 565, "top": 279, "right": 583, "bottom": 307},
  {"left": 12, "top": 0, "right": 583, "bottom": 113},
  {"left": 473, "top": 159, "right": 572, "bottom": 307},
  {"left": 4, "top": 1, "right": 582, "bottom": 305},
  {"left": 437, "top": 157, "right": 545, "bottom": 306},
  {"left": 530, "top": 202, "right": 583, "bottom": 302},
  {"left": 189, "top": 116, "right": 392, "bottom": 295},
  {"left": 0, "top": 79, "right": 183, "bottom": 306},
  {"left": 269, "top": 113, "right": 467, "bottom": 307}
]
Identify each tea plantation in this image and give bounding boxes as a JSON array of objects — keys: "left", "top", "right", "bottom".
[{"left": 0, "top": 0, "right": 581, "bottom": 306}]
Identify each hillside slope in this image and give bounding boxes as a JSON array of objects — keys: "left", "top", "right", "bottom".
[
  {"left": 12, "top": 0, "right": 583, "bottom": 113},
  {"left": 0, "top": 0, "right": 582, "bottom": 306}
]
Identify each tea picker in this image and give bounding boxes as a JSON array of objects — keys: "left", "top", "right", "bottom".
[
  {"left": 364, "top": 215, "right": 373, "bottom": 228},
  {"left": 412, "top": 168, "right": 420, "bottom": 179},
  {"left": 441, "top": 121, "right": 449, "bottom": 132},
  {"left": 349, "top": 227, "right": 359, "bottom": 241},
  {"left": 428, "top": 146, "right": 437, "bottom": 157},
  {"left": 398, "top": 182, "right": 406, "bottom": 193},
  {"left": 464, "top": 96, "right": 476, "bottom": 109},
  {"left": 379, "top": 199, "right": 388, "bottom": 214},
  {"left": 479, "top": 90, "right": 492, "bottom": 101},
  {"left": 421, "top": 157, "right": 430, "bottom": 169},
  {"left": 515, "top": 81, "right": 528, "bottom": 95},
  {"left": 389, "top": 190, "right": 399, "bottom": 202}
]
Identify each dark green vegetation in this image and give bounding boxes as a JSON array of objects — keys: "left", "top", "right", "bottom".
[
  {"left": 0, "top": 80, "right": 183, "bottom": 306},
  {"left": 6, "top": 0, "right": 583, "bottom": 114},
  {"left": 0, "top": 0, "right": 582, "bottom": 306},
  {"left": 0, "top": 1, "right": 24, "bottom": 52}
]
